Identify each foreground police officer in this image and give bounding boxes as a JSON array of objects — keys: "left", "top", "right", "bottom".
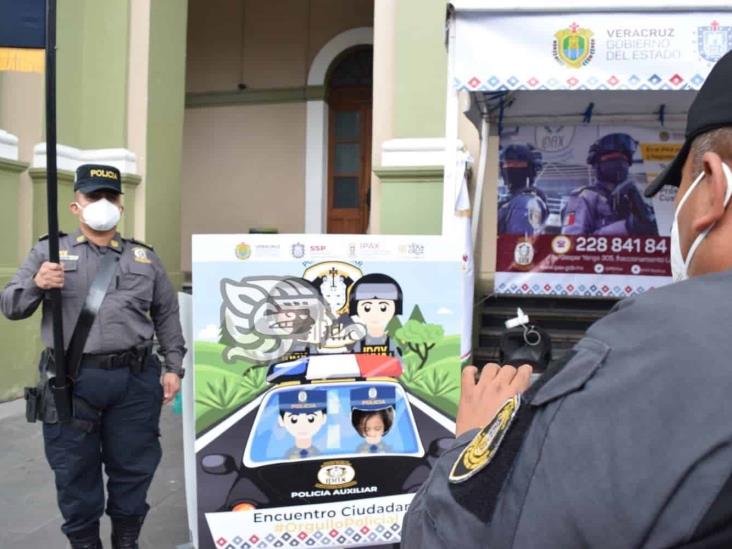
[
  {"left": 562, "top": 132, "right": 658, "bottom": 235},
  {"left": 498, "top": 144, "right": 549, "bottom": 235},
  {"left": 0, "top": 164, "right": 186, "bottom": 549},
  {"left": 403, "top": 50, "right": 732, "bottom": 548}
]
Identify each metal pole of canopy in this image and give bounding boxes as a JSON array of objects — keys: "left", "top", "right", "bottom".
[
  {"left": 44, "top": 0, "right": 72, "bottom": 423},
  {"left": 471, "top": 114, "right": 490, "bottom": 247}
]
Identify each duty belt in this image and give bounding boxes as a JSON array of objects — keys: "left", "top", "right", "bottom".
[{"left": 47, "top": 342, "right": 153, "bottom": 375}]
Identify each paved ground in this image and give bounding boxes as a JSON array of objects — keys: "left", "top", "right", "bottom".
[{"left": 0, "top": 398, "right": 191, "bottom": 548}]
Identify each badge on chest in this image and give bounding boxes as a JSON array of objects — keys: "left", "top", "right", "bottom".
[{"left": 59, "top": 249, "right": 79, "bottom": 271}]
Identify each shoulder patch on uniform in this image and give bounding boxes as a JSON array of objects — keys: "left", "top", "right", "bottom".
[
  {"left": 449, "top": 395, "right": 521, "bottom": 484},
  {"left": 38, "top": 231, "right": 68, "bottom": 242},
  {"left": 131, "top": 246, "right": 153, "bottom": 264},
  {"left": 449, "top": 350, "right": 578, "bottom": 523},
  {"left": 123, "top": 237, "right": 154, "bottom": 251}
]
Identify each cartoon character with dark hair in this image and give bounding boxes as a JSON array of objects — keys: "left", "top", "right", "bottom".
[
  {"left": 351, "top": 386, "right": 396, "bottom": 453},
  {"left": 278, "top": 389, "right": 328, "bottom": 459},
  {"left": 349, "top": 273, "right": 403, "bottom": 355},
  {"left": 561, "top": 132, "right": 658, "bottom": 235},
  {"left": 498, "top": 143, "right": 550, "bottom": 235}
]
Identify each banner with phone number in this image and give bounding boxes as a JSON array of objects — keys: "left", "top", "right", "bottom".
[{"left": 495, "top": 125, "right": 681, "bottom": 298}]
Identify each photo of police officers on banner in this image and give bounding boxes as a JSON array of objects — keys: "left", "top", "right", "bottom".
[
  {"left": 497, "top": 126, "right": 673, "bottom": 238},
  {"left": 495, "top": 125, "right": 681, "bottom": 296}
]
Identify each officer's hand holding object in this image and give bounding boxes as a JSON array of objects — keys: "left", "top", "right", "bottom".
[
  {"left": 162, "top": 372, "right": 181, "bottom": 405},
  {"left": 455, "top": 363, "right": 532, "bottom": 437},
  {"left": 33, "top": 261, "right": 64, "bottom": 290}
]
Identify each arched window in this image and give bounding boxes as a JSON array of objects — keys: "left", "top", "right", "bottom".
[{"left": 326, "top": 47, "right": 373, "bottom": 234}]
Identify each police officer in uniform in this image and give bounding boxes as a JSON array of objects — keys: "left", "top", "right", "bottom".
[
  {"left": 498, "top": 144, "right": 549, "bottom": 235},
  {"left": 562, "top": 132, "right": 658, "bottom": 235},
  {"left": 401, "top": 51, "right": 732, "bottom": 548},
  {"left": 0, "top": 164, "right": 186, "bottom": 549}
]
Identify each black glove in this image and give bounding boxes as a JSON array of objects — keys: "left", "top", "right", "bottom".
[{"left": 612, "top": 180, "right": 658, "bottom": 235}]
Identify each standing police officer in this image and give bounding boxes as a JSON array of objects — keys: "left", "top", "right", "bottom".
[
  {"left": 402, "top": 51, "right": 732, "bottom": 548},
  {"left": 562, "top": 132, "right": 658, "bottom": 235},
  {"left": 0, "top": 164, "right": 186, "bottom": 549},
  {"left": 498, "top": 144, "right": 549, "bottom": 235}
]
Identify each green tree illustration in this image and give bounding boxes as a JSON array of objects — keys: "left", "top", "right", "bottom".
[
  {"left": 218, "top": 316, "right": 232, "bottom": 346},
  {"left": 409, "top": 305, "right": 426, "bottom": 324},
  {"left": 386, "top": 315, "right": 403, "bottom": 338},
  {"left": 395, "top": 319, "right": 444, "bottom": 370}
]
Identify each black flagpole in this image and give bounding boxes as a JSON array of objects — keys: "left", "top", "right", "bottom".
[{"left": 45, "top": 0, "right": 71, "bottom": 422}]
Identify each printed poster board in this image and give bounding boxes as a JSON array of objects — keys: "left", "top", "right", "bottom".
[{"left": 192, "top": 234, "right": 469, "bottom": 548}]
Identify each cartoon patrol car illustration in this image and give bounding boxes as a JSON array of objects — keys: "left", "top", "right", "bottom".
[{"left": 198, "top": 353, "right": 452, "bottom": 513}]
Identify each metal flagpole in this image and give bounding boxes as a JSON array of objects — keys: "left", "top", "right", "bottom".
[{"left": 44, "top": 0, "right": 72, "bottom": 422}]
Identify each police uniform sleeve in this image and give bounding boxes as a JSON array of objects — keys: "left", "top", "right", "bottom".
[
  {"left": 150, "top": 256, "right": 187, "bottom": 372},
  {"left": 0, "top": 244, "right": 46, "bottom": 320},
  {"left": 561, "top": 192, "right": 594, "bottom": 235},
  {"left": 401, "top": 429, "right": 489, "bottom": 548}
]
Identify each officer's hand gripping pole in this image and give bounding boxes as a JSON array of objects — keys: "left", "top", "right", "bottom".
[{"left": 44, "top": 0, "right": 73, "bottom": 423}]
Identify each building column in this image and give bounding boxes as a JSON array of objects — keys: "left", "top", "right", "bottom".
[
  {"left": 141, "top": 0, "right": 188, "bottom": 287},
  {"left": 0, "top": 130, "right": 36, "bottom": 400},
  {"left": 373, "top": 0, "right": 455, "bottom": 235},
  {"left": 50, "top": 0, "right": 187, "bottom": 286}
]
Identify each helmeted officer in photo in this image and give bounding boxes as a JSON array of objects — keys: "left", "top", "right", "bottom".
[
  {"left": 402, "top": 51, "right": 732, "bottom": 548},
  {"left": 497, "top": 143, "right": 549, "bottom": 235},
  {"left": 0, "top": 164, "right": 186, "bottom": 549},
  {"left": 561, "top": 132, "right": 659, "bottom": 235}
]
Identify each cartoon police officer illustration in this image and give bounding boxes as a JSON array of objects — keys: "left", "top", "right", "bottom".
[
  {"left": 277, "top": 388, "right": 328, "bottom": 459},
  {"left": 349, "top": 274, "right": 403, "bottom": 356}
]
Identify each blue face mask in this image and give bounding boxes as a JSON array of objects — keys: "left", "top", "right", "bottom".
[{"left": 670, "top": 163, "right": 732, "bottom": 282}]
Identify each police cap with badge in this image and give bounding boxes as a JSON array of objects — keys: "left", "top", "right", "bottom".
[
  {"left": 279, "top": 389, "right": 327, "bottom": 413},
  {"left": 350, "top": 385, "right": 396, "bottom": 411},
  {"left": 74, "top": 164, "right": 123, "bottom": 194}
]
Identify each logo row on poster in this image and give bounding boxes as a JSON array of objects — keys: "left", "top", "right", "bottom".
[
  {"left": 235, "top": 242, "right": 425, "bottom": 261},
  {"left": 192, "top": 235, "right": 467, "bottom": 264}
]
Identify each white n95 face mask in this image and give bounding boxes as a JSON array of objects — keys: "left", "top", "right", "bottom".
[
  {"left": 670, "top": 162, "right": 732, "bottom": 282},
  {"left": 76, "top": 198, "right": 121, "bottom": 232}
]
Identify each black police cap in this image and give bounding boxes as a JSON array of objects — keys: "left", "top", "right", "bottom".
[
  {"left": 645, "top": 50, "right": 732, "bottom": 198},
  {"left": 74, "top": 164, "right": 123, "bottom": 194}
]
